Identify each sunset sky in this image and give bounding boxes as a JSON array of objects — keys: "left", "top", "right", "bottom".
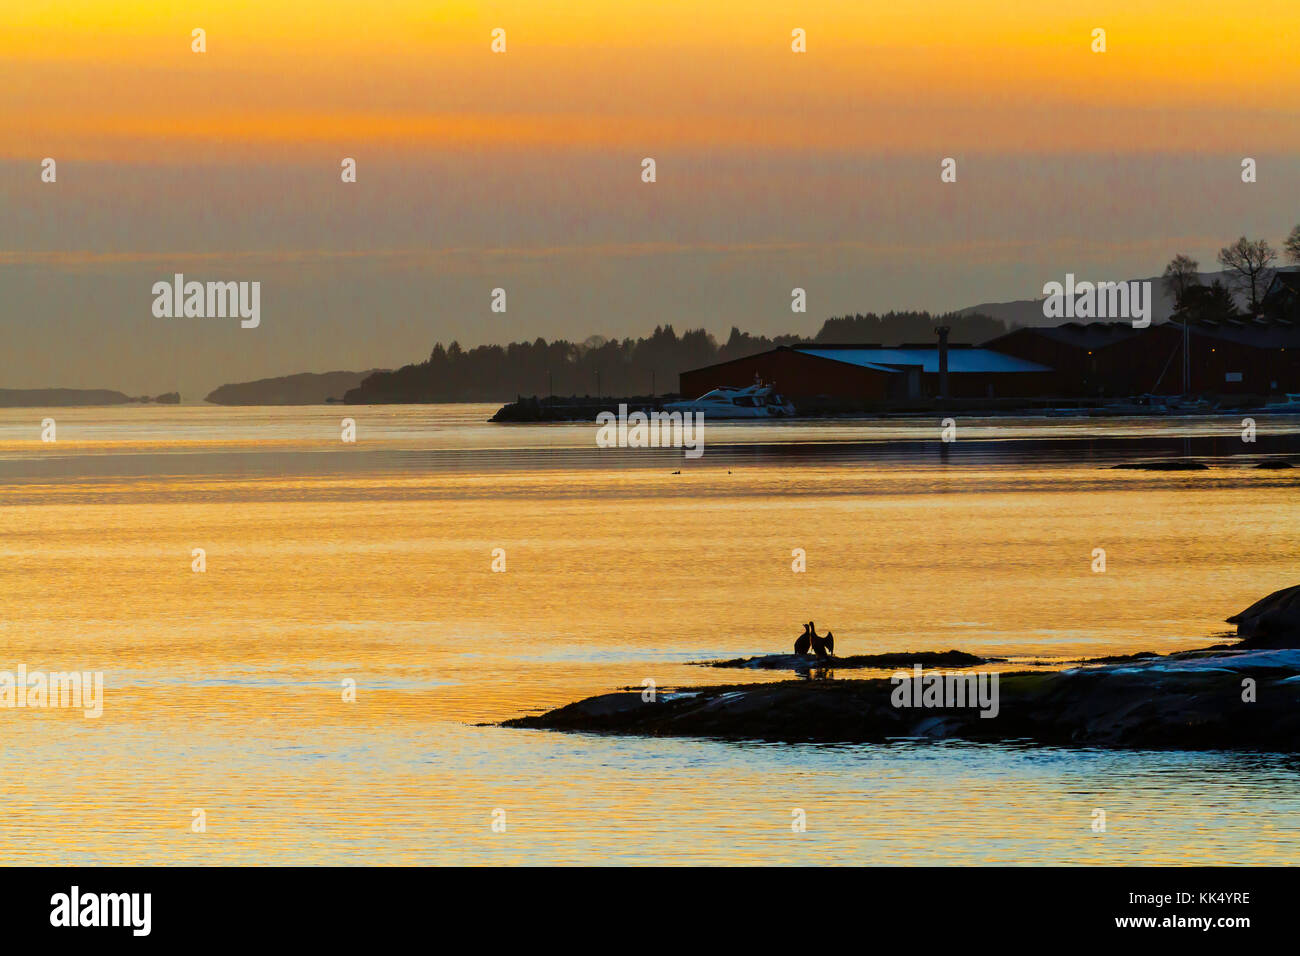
[{"left": 2, "top": 1, "right": 1298, "bottom": 396}]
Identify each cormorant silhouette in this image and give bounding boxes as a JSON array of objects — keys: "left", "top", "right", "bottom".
[
  {"left": 810, "top": 628, "right": 834, "bottom": 658},
  {"left": 794, "top": 622, "right": 812, "bottom": 655}
]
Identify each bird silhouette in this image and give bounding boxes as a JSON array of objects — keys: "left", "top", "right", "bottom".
[
  {"left": 793, "top": 622, "right": 812, "bottom": 655},
  {"left": 810, "top": 626, "right": 834, "bottom": 659}
]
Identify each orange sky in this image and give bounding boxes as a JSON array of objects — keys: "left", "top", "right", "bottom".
[
  {"left": 3, "top": 1, "right": 1298, "bottom": 397},
  {"left": 5, "top": 0, "right": 1300, "bottom": 159}
]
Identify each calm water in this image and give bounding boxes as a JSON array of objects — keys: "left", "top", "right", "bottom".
[{"left": 1, "top": 404, "right": 1299, "bottom": 864}]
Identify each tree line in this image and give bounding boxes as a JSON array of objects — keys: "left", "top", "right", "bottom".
[
  {"left": 346, "top": 222, "right": 1300, "bottom": 405},
  {"left": 1162, "top": 224, "right": 1300, "bottom": 319},
  {"left": 343, "top": 311, "right": 1009, "bottom": 403}
]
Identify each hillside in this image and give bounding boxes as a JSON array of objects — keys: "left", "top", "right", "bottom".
[
  {"left": 956, "top": 270, "right": 1246, "bottom": 328},
  {"left": 204, "top": 371, "right": 384, "bottom": 406}
]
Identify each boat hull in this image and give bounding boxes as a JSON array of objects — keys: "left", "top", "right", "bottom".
[{"left": 660, "top": 402, "right": 790, "bottom": 419}]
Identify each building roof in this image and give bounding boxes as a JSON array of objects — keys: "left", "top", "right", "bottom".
[
  {"left": 788, "top": 345, "right": 1051, "bottom": 374},
  {"left": 1264, "top": 270, "right": 1300, "bottom": 299},
  {"left": 1170, "top": 318, "right": 1300, "bottom": 349},
  {"left": 982, "top": 322, "right": 1143, "bottom": 351}
]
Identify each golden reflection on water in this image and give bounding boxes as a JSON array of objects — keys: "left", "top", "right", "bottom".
[{"left": 2, "top": 407, "right": 1299, "bottom": 863}]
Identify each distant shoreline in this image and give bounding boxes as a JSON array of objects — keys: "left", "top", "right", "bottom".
[{"left": 0, "top": 388, "right": 179, "bottom": 408}]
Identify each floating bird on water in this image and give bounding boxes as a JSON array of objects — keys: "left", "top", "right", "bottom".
[{"left": 793, "top": 622, "right": 812, "bottom": 655}]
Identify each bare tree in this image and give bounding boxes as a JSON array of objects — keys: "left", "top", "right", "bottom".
[
  {"left": 1217, "top": 236, "right": 1277, "bottom": 314},
  {"left": 1286, "top": 224, "right": 1300, "bottom": 264},
  {"left": 1161, "top": 254, "right": 1200, "bottom": 305}
]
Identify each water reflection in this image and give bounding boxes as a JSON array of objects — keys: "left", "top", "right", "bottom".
[{"left": 0, "top": 405, "right": 1297, "bottom": 864}]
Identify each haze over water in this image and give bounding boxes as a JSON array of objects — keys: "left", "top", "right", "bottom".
[{"left": 2, "top": 404, "right": 1299, "bottom": 864}]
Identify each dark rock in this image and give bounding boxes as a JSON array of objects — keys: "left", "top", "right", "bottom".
[
  {"left": 1030, "top": 650, "right": 1163, "bottom": 666},
  {"left": 1254, "top": 459, "right": 1294, "bottom": 469},
  {"left": 1227, "top": 584, "right": 1300, "bottom": 648},
  {"left": 504, "top": 650, "right": 1300, "bottom": 751},
  {"left": 700, "top": 650, "right": 993, "bottom": 672},
  {"left": 489, "top": 396, "right": 665, "bottom": 423}
]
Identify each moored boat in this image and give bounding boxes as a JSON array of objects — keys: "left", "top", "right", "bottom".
[{"left": 662, "top": 382, "right": 796, "bottom": 419}]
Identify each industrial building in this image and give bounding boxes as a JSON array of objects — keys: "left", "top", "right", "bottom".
[
  {"left": 986, "top": 319, "right": 1300, "bottom": 397},
  {"left": 680, "top": 297, "right": 1300, "bottom": 406},
  {"left": 677, "top": 341, "right": 1053, "bottom": 403}
]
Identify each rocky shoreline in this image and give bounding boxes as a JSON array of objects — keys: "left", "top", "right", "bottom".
[
  {"left": 502, "top": 586, "right": 1300, "bottom": 751},
  {"left": 697, "top": 649, "right": 996, "bottom": 673}
]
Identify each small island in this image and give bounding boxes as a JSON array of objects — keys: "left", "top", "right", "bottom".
[{"left": 503, "top": 586, "right": 1300, "bottom": 751}]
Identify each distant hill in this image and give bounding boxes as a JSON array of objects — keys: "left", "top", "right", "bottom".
[
  {"left": 205, "top": 370, "right": 384, "bottom": 406},
  {"left": 0, "top": 388, "right": 132, "bottom": 407},
  {"left": 957, "top": 271, "right": 1247, "bottom": 328}
]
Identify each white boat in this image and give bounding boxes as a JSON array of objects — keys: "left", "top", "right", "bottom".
[{"left": 663, "top": 383, "right": 796, "bottom": 419}]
